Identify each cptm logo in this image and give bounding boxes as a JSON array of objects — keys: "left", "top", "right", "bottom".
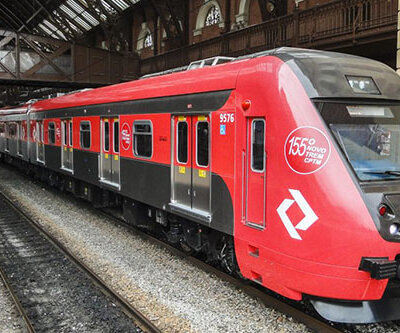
[{"left": 277, "top": 189, "right": 318, "bottom": 240}]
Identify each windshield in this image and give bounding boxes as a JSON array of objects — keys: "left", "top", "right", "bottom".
[{"left": 320, "top": 103, "right": 400, "bottom": 181}]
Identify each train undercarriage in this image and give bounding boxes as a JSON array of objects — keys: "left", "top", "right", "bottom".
[{"left": 0, "top": 154, "right": 239, "bottom": 275}]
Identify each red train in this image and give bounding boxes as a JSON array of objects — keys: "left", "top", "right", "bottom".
[{"left": 2, "top": 47, "right": 400, "bottom": 323}]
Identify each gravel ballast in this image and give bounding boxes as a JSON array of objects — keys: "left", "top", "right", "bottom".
[
  {"left": 0, "top": 278, "right": 25, "bottom": 333},
  {"left": 0, "top": 165, "right": 317, "bottom": 332}
]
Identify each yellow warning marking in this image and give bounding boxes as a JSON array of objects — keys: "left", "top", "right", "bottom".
[
  {"left": 104, "top": 119, "right": 109, "bottom": 122},
  {"left": 64, "top": 147, "right": 67, "bottom": 151},
  {"left": 105, "top": 153, "right": 109, "bottom": 159},
  {"left": 198, "top": 169, "right": 206, "bottom": 178},
  {"left": 178, "top": 116, "right": 186, "bottom": 121},
  {"left": 198, "top": 116, "right": 206, "bottom": 121},
  {"left": 114, "top": 155, "right": 119, "bottom": 161},
  {"left": 113, "top": 118, "right": 118, "bottom": 122},
  {"left": 179, "top": 166, "right": 186, "bottom": 174},
  {"left": 69, "top": 148, "right": 73, "bottom": 152}
]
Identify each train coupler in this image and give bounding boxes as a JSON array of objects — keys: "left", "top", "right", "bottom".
[{"left": 359, "top": 257, "right": 398, "bottom": 280}]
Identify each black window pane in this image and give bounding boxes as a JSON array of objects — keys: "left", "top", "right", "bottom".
[
  {"left": 252, "top": 120, "right": 265, "bottom": 171},
  {"left": 69, "top": 122, "right": 73, "bottom": 146},
  {"left": 133, "top": 122, "right": 152, "bottom": 158},
  {"left": 63, "top": 122, "right": 67, "bottom": 145},
  {"left": 80, "top": 122, "right": 91, "bottom": 149},
  {"left": 114, "top": 122, "right": 119, "bottom": 153},
  {"left": 104, "top": 121, "right": 110, "bottom": 151},
  {"left": 197, "top": 122, "right": 209, "bottom": 167},
  {"left": 49, "top": 122, "right": 55, "bottom": 144},
  {"left": 177, "top": 122, "right": 188, "bottom": 163}
]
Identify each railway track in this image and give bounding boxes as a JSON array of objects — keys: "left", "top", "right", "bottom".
[
  {"left": 0, "top": 190, "right": 161, "bottom": 333},
  {"left": 97, "top": 208, "right": 343, "bottom": 333}
]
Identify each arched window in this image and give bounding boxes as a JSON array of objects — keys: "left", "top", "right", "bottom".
[
  {"left": 144, "top": 32, "right": 153, "bottom": 48},
  {"left": 205, "top": 6, "right": 221, "bottom": 26}
]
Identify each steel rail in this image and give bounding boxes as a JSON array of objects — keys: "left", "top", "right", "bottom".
[
  {"left": 97, "top": 208, "right": 342, "bottom": 333},
  {"left": 0, "top": 190, "right": 161, "bottom": 333},
  {"left": 0, "top": 266, "right": 35, "bottom": 333}
]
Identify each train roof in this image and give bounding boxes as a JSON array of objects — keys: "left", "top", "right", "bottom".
[
  {"left": 261, "top": 47, "right": 400, "bottom": 101},
  {"left": 0, "top": 104, "right": 29, "bottom": 116},
  {"left": 30, "top": 47, "right": 400, "bottom": 113}
]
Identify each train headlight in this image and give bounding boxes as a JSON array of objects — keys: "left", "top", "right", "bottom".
[
  {"left": 389, "top": 223, "right": 400, "bottom": 236},
  {"left": 346, "top": 75, "right": 380, "bottom": 95}
]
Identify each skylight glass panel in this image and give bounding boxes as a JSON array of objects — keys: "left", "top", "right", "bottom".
[
  {"left": 59, "top": 5, "right": 76, "bottom": 19},
  {"left": 129, "top": 0, "right": 140, "bottom": 4},
  {"left": 74, "top": 17, "right": 91, "bottom": 30},
  {"left": 111, "top": 0, "right": 130, "bottom": 10},
  {"left": 42, "top": 19, "right": 58, "bottom": 33},
  {"left": 100, "top": 0, "right": 115, "bottom": 13},
  {"left": 55, "top": 30, "right": 68, "bottom": 40},
  {"left": 38, "top": 23, "right": 53, "bottom": 36},
  {"left": 81, "top": 11, "right": 99, "bottom": 25},
  {"left": 67, "top": 0, "right": 85, "bottom": 14}
]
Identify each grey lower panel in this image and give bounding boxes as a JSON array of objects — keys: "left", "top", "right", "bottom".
[
  {"left": 119, "top": 158, "right": 233, "bottom": 235},
  {"left": 311, "top": 297, "right": 400, "bottom": 323},
  {"left": 73, "top": 150, "right": 98, "bottom": 183},
  {"left": 45, "top": 145, "right": 61, "bottom": 171}
]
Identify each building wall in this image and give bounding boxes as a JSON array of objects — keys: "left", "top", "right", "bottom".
[{"left": 87, "top": 0, "right": 396, "bottom": 69}]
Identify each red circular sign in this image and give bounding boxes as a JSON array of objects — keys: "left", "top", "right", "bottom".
[
  {"left": 284, "top": 126, "right": 331, "bottom": 175},
  {"left": 121, "top": 122, "right": 131, "bottom": 150}
]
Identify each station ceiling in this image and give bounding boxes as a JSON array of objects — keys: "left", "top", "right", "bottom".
[{"left": 0, "top": 0, "right": 140, "bottom": 41}]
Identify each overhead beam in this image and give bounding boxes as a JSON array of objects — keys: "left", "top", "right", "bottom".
[{"left": 21, "top": 34, "right": 71, "bottom": 80}]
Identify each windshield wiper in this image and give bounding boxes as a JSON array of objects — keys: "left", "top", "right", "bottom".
[{"left": 364, "top": 170, "right": 400, "bottom": 176}]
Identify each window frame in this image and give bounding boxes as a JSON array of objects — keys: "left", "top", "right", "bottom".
[
  {"left": 69, "top": 120, "right": 73, "bottom": 147},
  {"left": 48, "top": 121, "right": 56, "bottom": 145},
  {"left": 79, "top": 120, "right": 92, "bottom": 150},
  {"left": 132, "top": 120, "right": 153, "bottom": 159},
  {"left": 196, "top": 120, "right": 209, "bottom": 168},
  {"left": 103, "top": 120, "right": 110, "bottom": 152},
  {"left": 250, "top": 119, "right": 266, "bottom": 173},
  {"left": 113, "top": 120, "right": 119, "bottom": 154},
  {"left": 62, "top": 121, "right": 67, "bottom": 146},
  {"left": 176, "top": 120, "right": 188, "bottom": 164}
]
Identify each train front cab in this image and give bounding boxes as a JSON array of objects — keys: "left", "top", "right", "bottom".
[{"left": 233, "top": 49, "right": 400, "bottom": 323}]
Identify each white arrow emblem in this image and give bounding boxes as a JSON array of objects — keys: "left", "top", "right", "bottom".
[{"left": 277, "top": 189, "right": 318, "bottom": 240}]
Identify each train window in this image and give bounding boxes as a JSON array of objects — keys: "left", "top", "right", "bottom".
[
  {"left": 80, "top": 121, "right": 91, "bottom": 149},
  {"left": 0, "top": 123, "right": 4, "bottom": 135},
  {"left": 9, "top": 123, "right": 17, "bottom": 138},
  {"left": 196, "top": 122, "right": 209, "bottom": 167},
  {"left": 177, "top": 121, "right": 188, "bottom": 163},
  {"left": 113, "top": 121, "right": 119, "bottom": 153},
  {"left": 251, "top": 119, "right": 265, "bottom": 172},
  {"left": 48, "top": 122, "right": 55, "bottom": 144},
  {"left": 62, "top": 121, "right": 67, "bottom": 145},
  {"left": 104, "top": 121, "right": 110, "bottom": 152},
  {"left": 69, "top": 121, "right": 73, "bottom": 146},
  {"left": 133, "top": 121, "right": 152, "bottom": 158}
]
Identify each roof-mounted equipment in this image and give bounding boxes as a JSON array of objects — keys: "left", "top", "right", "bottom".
[{"left": 187, "top": 56, "right": 235, "bottom": 70}]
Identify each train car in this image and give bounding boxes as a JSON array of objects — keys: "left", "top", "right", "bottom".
[
  {"left": 3, "top": 47, "right": 400, "bottom": 323},
  {"left": 0, "top": 104, "right": 29, "bottom": 163}
]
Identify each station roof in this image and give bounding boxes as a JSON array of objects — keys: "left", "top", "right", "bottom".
[{"left": 0, "top": 0, "right": 140, "bottom": 41}]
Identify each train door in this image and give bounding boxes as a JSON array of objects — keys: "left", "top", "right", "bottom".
[
  {"left": 61, "top": 119, "right": 73, "bottom": 171},
  {"left": 171, "top": 115, "right": 210, "bottom": 216},
  {"left": 17, "top": 122, "right": 22, "bottom": 156},
  {"left": 5, "top": 124, "right": 9, "bottom": 151},
  {"left": 36, "top": 121, "right": 44, "bottom": 162},
  {"left": 245, "top": 118, "right": 266, "bottom": 228},
  {"left": 100, "top": 117, "right": 120, "bottom": 186},
  {"left": 112, "top": 119, "right": 120, "bottom": 185}
]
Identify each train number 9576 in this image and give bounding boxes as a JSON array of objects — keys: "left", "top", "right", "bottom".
[{"left": 220, "top": 113, "right": 235, "bottom": 123}]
